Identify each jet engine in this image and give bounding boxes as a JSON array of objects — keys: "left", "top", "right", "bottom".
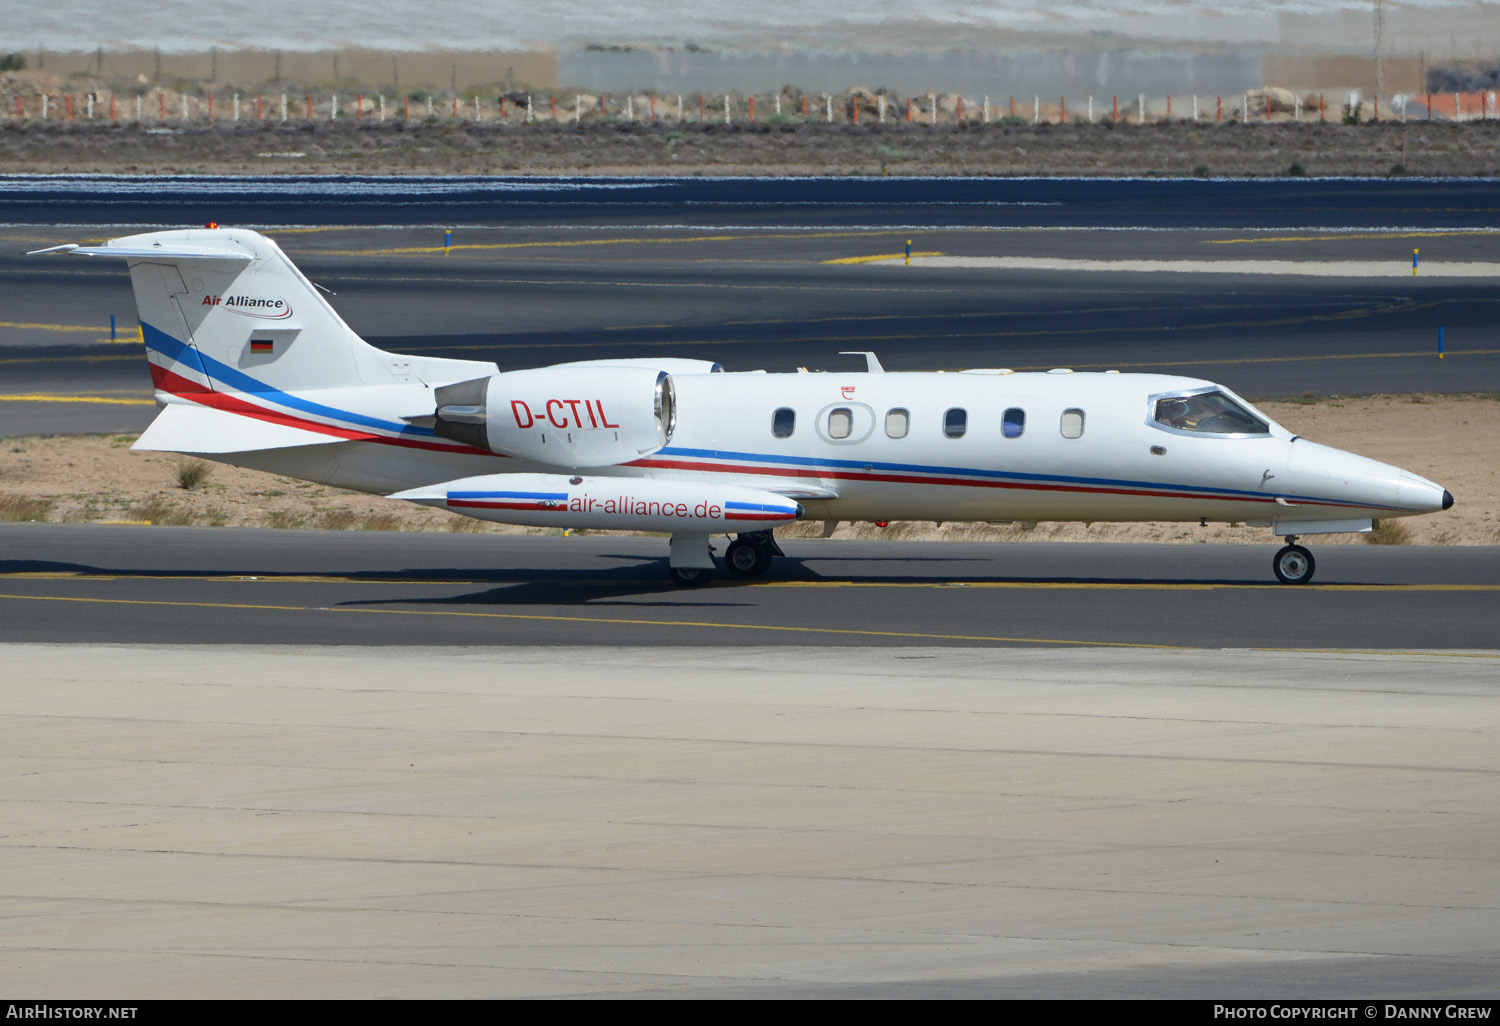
[{"left": 433, "top": 366, "right": 675, "bottom": 469}]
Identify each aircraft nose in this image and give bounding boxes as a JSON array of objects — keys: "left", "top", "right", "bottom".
[{"left": 1397, "top": 473, "right": 1450, "bottom": 514}]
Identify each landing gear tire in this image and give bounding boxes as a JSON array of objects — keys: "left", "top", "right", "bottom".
[
  {"left": 724, "top": 537, "right": 773, "bottom": 578},
  {"left": 669, "top": 566, "right": 714, "bottom": 587},
  {"left": 1273, "top": 544, "right": 1316, "bottom": 585}
]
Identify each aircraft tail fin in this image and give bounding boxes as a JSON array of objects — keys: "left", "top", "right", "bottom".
[{"left": 38, "top": 228, "right": 495, "bottom": 395}]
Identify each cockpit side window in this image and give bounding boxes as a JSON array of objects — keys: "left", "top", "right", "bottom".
[{"left": 1153, "top": 391, "right": 1269, "bottom": 435}]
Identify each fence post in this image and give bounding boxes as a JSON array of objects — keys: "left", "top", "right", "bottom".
[
  {"left": 1033, "top": 95, "right": 1039, "bottom": 125},
  {"left": 233, "top": 93, "right": 239, "bottom": 121},
  {"left": 1139, "top": 93, "right": 1145, "bottom": 124},
  {"left": 983, "top": 96, "right": 989, "bottom": 123},
  {"left": 1112, "top": 95, "right": 1118, "bottom": 121}
]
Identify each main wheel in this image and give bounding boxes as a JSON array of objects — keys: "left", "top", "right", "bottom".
[
  {"left": 1272, "top": 544, "right": 1316, "bottom": 585},
  {"left": 669, "top": 566, "right": 714, "bottom": 587},
  {"left": 724, "top": 538, "right": 773, "bottom": 578}
]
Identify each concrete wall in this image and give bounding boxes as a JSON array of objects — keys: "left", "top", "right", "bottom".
[{"left": 26, "top": 48, "right": 558, "bottom": 92}]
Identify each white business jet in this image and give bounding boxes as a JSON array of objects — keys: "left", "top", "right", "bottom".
[{"left": 35, "top": 227, "right": 1452, "bottom": 585}]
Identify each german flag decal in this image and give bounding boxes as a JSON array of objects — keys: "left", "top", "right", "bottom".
[{"left": 250, "top": 339, "right": 274, "bottom": 354}]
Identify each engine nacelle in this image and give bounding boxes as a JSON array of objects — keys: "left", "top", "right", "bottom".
[
  {"left": 433, "top": 366, "right": 675, "bottom": 469},
  {"left": 391, "top": 473, "right": 804, "bottom": 533}
]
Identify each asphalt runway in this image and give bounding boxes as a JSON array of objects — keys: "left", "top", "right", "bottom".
[
  {"left": 4, "top": 525, "right": 1498, "bottom": 650},
  {"left": 5, "top": 220, "right": 1500, "bottom": 436}
]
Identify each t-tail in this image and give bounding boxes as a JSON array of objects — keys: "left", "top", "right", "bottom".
[{"left": 33, "top": 227, "right": 491, "bottom": 395}]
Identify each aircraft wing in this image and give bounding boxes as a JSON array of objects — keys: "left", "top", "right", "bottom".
[{"left": 132, "top": 402, "right": 338, "bottom": 454}]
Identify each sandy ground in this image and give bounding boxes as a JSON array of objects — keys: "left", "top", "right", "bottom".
[
  {"left": 1, "top": 120, "right": 1495, "bottom": 178},
  {"left": 2, "top": 393, "right": 1494, "bottom": 546}
]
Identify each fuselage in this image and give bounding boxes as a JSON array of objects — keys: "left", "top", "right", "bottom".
[{"left": 198, "top": 368, "right": 1448, "bottom": 531}]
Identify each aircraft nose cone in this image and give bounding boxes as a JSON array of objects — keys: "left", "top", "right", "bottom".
[{"left": 1397, "top": 473, "right": 1449, "bottom": 513}]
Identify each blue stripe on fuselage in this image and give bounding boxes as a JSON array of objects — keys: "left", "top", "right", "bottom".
[
  {"left": 142, "top": 320, "right": 436, "bottom": 438},
  {"left": 657, "top": 444, "right": 1348, "bottom": 507}
]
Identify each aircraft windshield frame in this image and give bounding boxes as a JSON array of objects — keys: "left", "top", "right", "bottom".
[{"left": 1147, "top": 387, "right": 1271, "bottom": 438}]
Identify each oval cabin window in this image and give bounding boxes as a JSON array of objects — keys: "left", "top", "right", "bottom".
[
  {"left": 885, "top": 408, "right": 909, "bottom": 439},
  {"left": 1060, "top": 408, "right": 1085, "bottom": 439},
  {"left": 828, "top": 407, "right": 853, "bottom": 439}
]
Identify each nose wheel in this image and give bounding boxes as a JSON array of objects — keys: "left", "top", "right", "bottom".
[
  {"left": 669, "top": 566, "right": 714, "bottom": 587},
  {"left": 1272, "top": 542, "right": 1316, "bottom": 585}
]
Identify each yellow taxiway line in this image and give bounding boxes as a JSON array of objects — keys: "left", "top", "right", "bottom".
[{"left": 0, "top": 589, "right": 1495, "bottom": 655}]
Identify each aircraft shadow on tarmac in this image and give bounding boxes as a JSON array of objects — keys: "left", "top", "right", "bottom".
[{"left": 0, "top": 556, "right": 1314, "bottom": 602}]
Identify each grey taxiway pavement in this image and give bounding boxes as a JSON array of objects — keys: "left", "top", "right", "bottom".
[
  {"left": 4, "top": 525, "right": 1500, "bottom": 650},
  {"left": 4, "top": 642, "right": 1497, "bottom": 998}
]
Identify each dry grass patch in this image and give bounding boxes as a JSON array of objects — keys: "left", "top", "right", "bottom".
[
  {"left": 130, "top": 495, "right": 197, "bottom": 526},
  {"left": 1365, "top": 519, "right": 1413, "bottom": 545},
  {"left": 0, "top": 494, "right": 55, "bottom": 521}
]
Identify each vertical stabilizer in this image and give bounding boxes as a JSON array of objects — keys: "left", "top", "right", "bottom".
[{"left": 45, "top": 228, "right": 494, "bottom": 394}]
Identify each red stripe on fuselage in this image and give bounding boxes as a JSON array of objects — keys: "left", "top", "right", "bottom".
[{"left": 153, "top": 369, "right": 494, "bottom": 456}]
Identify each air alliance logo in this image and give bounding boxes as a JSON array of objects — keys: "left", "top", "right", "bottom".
[{"left": 202, "top": 294, "right": 293, "bottom": 319}]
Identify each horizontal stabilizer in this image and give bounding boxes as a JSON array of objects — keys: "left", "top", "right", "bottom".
[
  {"left": 30, "top": 242, "right": 252, "bottom": 262},
  {"left": 133, "top": 402, "right": 336, "bottom": 454}
]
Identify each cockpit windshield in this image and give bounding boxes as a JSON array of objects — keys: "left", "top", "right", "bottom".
[{"left": 1153, "top": 391, "right": 1269, "bottom": 435}]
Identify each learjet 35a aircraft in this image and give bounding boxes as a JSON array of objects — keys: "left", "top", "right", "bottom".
[{"left": 37, "top": 227, "right": 1453, "bottom": 585}]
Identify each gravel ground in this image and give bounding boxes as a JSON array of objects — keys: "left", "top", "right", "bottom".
[{"left": 2, "top": 119, "right": 1495, "bottom": 178}]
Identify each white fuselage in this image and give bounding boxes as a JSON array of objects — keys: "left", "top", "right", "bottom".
[{"left": 197, "top": 368, "right": 1446, "bottom": 533}]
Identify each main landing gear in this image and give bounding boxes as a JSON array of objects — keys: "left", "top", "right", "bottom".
[
  {"left": 724, "top": 531, "right": 783, "bottom": 579},
  {"left": 668, "top": 531, "right": 784, "bottom": 586},
  {"left": 1272, "top": 536, "right": 1316, "bottom": 585}
]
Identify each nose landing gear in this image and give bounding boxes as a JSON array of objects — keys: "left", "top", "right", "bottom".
[{"left": 1272, "top": 536, "right": 1316, "bottom": 585}]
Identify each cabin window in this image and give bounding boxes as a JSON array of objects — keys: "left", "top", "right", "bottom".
[
  {"left": 827, "top": 407, "right": 853, "bottom": 440},
  {"left": 772, "top": 407, "right": 796, "bottom": 438},
  {"left": 943, "top": 408, "right": 967, "bottom": 439},
  {"left": 1002, "top": 408, "right": 1025, "bottom": 439},
  {"left": 885, "top": 408, "right": 909, "bottom": 439},
  {"left": 1153, "top": 391, "right": 1270, "bottom": 435},
  {"left": 1060, "top": 408, "right": 1085, "bottom": 439}
]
